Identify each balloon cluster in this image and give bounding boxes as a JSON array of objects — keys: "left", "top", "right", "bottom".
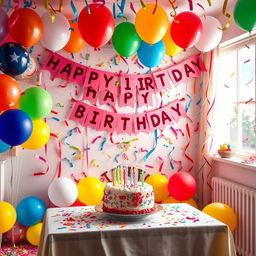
[{"left": 0, "top": 197, "right": 46, "bottom": 246}]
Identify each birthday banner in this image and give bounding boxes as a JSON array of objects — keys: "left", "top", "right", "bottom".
[
  {"left": 69, "top": 99, "right": 188, "bottom": 135},
  {"left": 42, "top": 52, "right": 206, "bottom": 108}
]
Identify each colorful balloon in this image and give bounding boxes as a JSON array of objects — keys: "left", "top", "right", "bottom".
[
  {"left": 0, "top": 201, "right": 16, "bottom": 234},
  {"left": 78, "top": 4, "right": 115, "bottom": 48},
  {"left": 137, "top": 40, "right": 165, "bottom": 68},
  {"left": 64, "top": 21, "right": 86, "bottom": 53},
  {"left": 48, "top": 177, "right": 78, "bottom": 207},
  {"left": 234, "top": 0, "right": 256, "bottom": 32},
  {"left": 26, "top": 222, "right": 42, "bottom": 246},
  {"left": 0, "top": 139, "right": 11, "bottom": 153},
  {"left": 6, "top": 222, "right": 27, "bottom": 244},
  {"left": 135, "top": 3, "right": 169, "bottom": 45},
  {"left": 171, "top": 12, "right": 203, "bottom": 49},
  {"left": 195, "top": 16, "right": 223, "bottom": 52},
  {"left": 40, "top": 12, "right": 71, "bottom": 52},
  {"left": 203, "top": 202, "right": 237, "bottom": 232},
  {"left": 19, "top": 87, "right": 53, "bottom": 120},
  {"left": 77, "top": 177, "right": 104, "bottom": 206},
  {"left": 15, "top": 55, "right": 37, "bottom": 80},
  {"left": 162, "top": 25, "right": 183, "bottom": 57},
  {"left": 0, "top": 74, "right": 21, "bottom": 112},
  {"left": 145, "top": 174, "right": 169, "bottom": 202},
  {"left": 16, "top": 196, "right": 46, "bottom": 226},
  {"left": 0, "top": 42, "right": 30, "bottom": 76},
  {"left": 168, "top": 172, "right": 196, "bottom": 201},
  {"left": 162, "top": 196, "right": 198, "bottom": 209},
  {"left": 0, "top": 8, "right": 8, "bottom": 42},
  {"left": 112, "top": 22, "right": 141, "bottom": 57},
  {"left": 0, "top": 109, "right": 33, "bottom": 146},
  {"left": 8, "top": 8, "right": 43, "bottom": 47},
  {"left": 21, "top": 120, "right": 50, "bottom": 150}
]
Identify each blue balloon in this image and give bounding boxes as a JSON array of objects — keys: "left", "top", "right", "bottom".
[
  {"left": 16, "top": 196, "right": 46, "bottom": 226},
  {"left": 0, "top": 42, "right": 29, "bottom": 76},
  {"left": 0, "top": 109, "right": 33, "bottom": 146},
  {"left": 0, "top": 139, "right": 11, "bottom": 153},
  {"left": 137, "top": 40, "right": 166, "bottom": 68}
]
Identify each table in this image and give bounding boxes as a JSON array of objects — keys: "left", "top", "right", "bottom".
[{"left": 37, "top": 203, "right": 236, "bottom": 256}]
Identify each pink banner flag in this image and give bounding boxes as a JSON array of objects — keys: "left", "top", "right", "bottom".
[
  {"left": 41, "top": 52, "right": 63, "bottom": 79},
  {"left": 133, "top": 113, "right": 149, "bottom": 134},
  {"left": 99, "top": 111, "right": 118, "bottom": 132},
  {"left": 153, "top": 69, "right": 172, "bottom": 91},
  {"left": 69, "top": 63, "right": 87, "bottom": 86},
  {"left": 83, "top": 68, "right": 101, "bottom": 91},
  {"left": 100, "top": 87, "right": 118, "bottom": 106},
  {"left": 120, "top": 74, "right": 137, "bottom": 96},
  {"left": 82, "top": 86, "right": 99, "bottom": 104},
  {"left": 137, "top": 73, "right": 156, "bottom": 94},
  {"left": 55, "top": 58, "right": 73, "bottom": 82},
  {"left": 167, "top": 100, "right": 188, "bottom": 122},
  {"left": 137, "top": 91, "right": 153, "bottom": 107},
  {"left": 84, "top": 106, "right": 104, "bottom": 130},
  {"left": 99, "top": 71, "right": 119, "bottom": 92},
  {"left": 69, "top": 101, "right": 91, "bottom": 125},
  {"left": 168, "top": 54, "right": 206, "bottom": 87},
  {"left": 119, "top": 92, "right": 135, "bottom": 108},
  {"left": 116, "top": 114, "right": 133, "bottom": 135}
]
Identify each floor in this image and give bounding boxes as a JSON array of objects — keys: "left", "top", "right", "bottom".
[{"left": 0, "top": 242, "right": 37, "bottom": 256}]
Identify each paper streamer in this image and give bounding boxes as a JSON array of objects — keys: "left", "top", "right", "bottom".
[
  {"left": 197, "top": 3, "right": 205, "bottom": 11},
  {"left": 145, "top": 165, "right": 153, "bottom": 169},
  {"left": 173, "top": 159, "right": 182, "bottom": 172},
  {"left": 144, "top": 129, "right": 158, "bottom": 161},
  {"left": 157, "top": 156, "right": 164, "bottom": 173},
  {"left": 44, "top": 0, "right": 56, "bottom": 23},
  {"left": 186, "top": 94, "right": 192, "bottom": 112},
  {"left": 33, "top": 154, "right": 50, "bottom": 176},
  {"left": 112, "top": 3, "right": 116, "bottom": 19},
  {"left": 50, "top": 133, "right": 62, "bottom": 178},
  {"left": 6, "top": 0, "right": 11, "bottom": 12},
  {"left": 90, "top": 159, "right": 99, "bottom": 167},
  {"left": 168, "top": 0, "right": 177, "bottom": 19},
  {"left": 168, "top": 147, "right": 175, "bottom": 170},
  {"left": 69, "top": 145, "right": 84, "bottom": 160},
  {"left": 114, "top": 154, "right": 120, "bottom": 164},
  {"left": 91, "top": 136, "right": 102, "bottom": 144},
  {"left": 139, "top": 0, "right": 146, "bottom": 8},
  {"left": 70, "top": 173, "right": 79, "bottom": 183},
  {"left": 153, "top": 0, "right": 158, "bottom": 14},
  {"left": 84, "top": 0, "right": 91, "bottom": 14},
  {"left": 134, "top": 150, "right": 139, "bottom": 161},
  {"left": 130, "top": 2, "right": 136, "bottom": 14},
  {"left": 63, "top": 157, "right": 74, "bottom": 167},
  {"left": 117, "top": 0, "right": 126, "bottom": 18},
  {"left": 100, "top": 137, "right": 107, "bottom": 151},
  {"left": 188, "top": 0, "right": 193, "bottom": 10},
  {"left": 70, "top": 0, "right": 78, "bottom": 23},
  {"left": 219, "top": 0, "right": 232, "bottom": 31}
]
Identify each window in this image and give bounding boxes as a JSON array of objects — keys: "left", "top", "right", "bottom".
[{"left": 214, "top": 35, "right": 256, "bottom": 154}]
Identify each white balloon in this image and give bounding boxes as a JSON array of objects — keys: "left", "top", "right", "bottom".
[
  {"left": 40, "top": 12, "right": 71, "bottom": 52},
  {"left": 48, "top": 177, "right": 78, "bottom": 207},
  {"left": 195, "top": 16, "right": 223, "bottom": 52}
]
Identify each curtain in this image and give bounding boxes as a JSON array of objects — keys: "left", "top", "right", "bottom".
[{"left": 196, "top": 48, "right": 219, "bottom": 209}]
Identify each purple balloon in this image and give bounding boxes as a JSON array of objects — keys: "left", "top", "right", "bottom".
[{"left": 0, "top": 8, "right": 8, "bottom": 42}]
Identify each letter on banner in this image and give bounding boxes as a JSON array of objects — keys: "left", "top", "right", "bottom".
[
  {"left": 41, "top": 52, "right": 62, "bottom": 78},
  {"left": 84, "top": 106, "right": 104, "bottom": 130},
  {"left": 55, "top": 61, "right": 73, "bottom": 81},
  {"left": 83, "top": 68, "right": 101, "bottom": 91},
  {"left": 137, "top": 74, "right": 156, "bottom": 93},
  {"left": 133, "top": 113, "right": 149, "bottom": 134},
  {"left": 100, "top": 87, "right": 118, "bottom": 106},
  {"left": 69, "top": 102, "right": 91, "bottom": 125},
  {"left": 168, "top": 101, "right": 188, "bottom": 122},
  {"left": 119, "top": 92, "right": 134, "bottom": 108},
  {"left": 137, "top": 91, "right": 153, "bottom": 107},
  {"left": 82, "top": 86, "right": 99, "bottom": 104},
  {"left": 116, "top": 114, "right": 133, "bottom": 135},
  {"left": 99, "top": 71, "right": 118, "bottom": 92},
  {"left": 99, "top": 112, "right": 117, "bottom": 132},
  {"left": 153, "top": 69, "right": 172, "bottom": 91},
  {"left": 69, "top": 63, "right": 87, "bottom": 86},
  {"left": 120, "top": 74, "right": 137, "bottom": 95}
]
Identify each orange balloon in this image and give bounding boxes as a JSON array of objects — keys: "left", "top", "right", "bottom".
[
  {"left": 64, "top": 21, "right": 86, "bottom": 53},
  {"left": 0, "top": 74, "right": 21, "bottom": 112},
  {"left": 8, "top": 8, "right": 43, "bottom": 47}
]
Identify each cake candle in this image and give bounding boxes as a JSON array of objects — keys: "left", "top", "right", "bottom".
[
  {"left": 130, "top": 167, "right": 133, "bottom": 186},
  {"left": 112, "top": 169, "right": 116, "bottom": 186},
  {"left": 133, "top": 167, "right": 136, "bottom": 187},
  {"left": 119, "top": 166, "right": 122, "bottom": 186},
  {"left": 123, "top": 165, "right": 126, "bottom": 187},
  {"left": 142, "top": 170, "right": 145, "bottom": 187},
  {"left": 115, "top": 167, "right": 119, "bottom": 187}
]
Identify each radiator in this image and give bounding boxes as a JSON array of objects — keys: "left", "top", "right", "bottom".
[{"left": 212, "top": 177, "right": 256, "bottom": 256}]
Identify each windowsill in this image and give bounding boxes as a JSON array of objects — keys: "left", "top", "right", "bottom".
[{"left": 212, "top": 156, "right": 256, "bottom": 172}]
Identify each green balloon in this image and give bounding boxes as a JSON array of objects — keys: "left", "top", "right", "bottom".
[
  {"left": 112, "top": 22, "right": 141, "bottom": 57},
  {"left": 19, "top": 87, "right": 53, "bottom": 120},
  {"left": 234, "top": 0, "right": 256, "bottom": 32}
]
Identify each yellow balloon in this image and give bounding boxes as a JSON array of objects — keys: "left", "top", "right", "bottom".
[
  {"left": 26, "top": 222, "right": 43, "bottom": 246},
  {"left": 77, "top": 177, "right": 104, "bottom": 206},
  {"left": 0, "top": 201, "right": 16, "bottom": 234},
  {"left": 145, "top": 174, "right": 169, "bottom": 202},
  {"left": 202, "top": 202, "right": 237, "bottom": 232},
  {"left": 162, "top": 25, "right": 183, "bottom": 57},
  {"left": 21, "top": 120, "right": 50, "bottom": 150},
  {"left": 135, "top": 3, "right": 169, "bottom": 45},
  {"left": 162, "top": 196, "right": 198, "bottom": 209}
]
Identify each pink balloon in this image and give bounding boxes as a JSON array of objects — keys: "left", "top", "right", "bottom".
[
  {"left": 171, "top": 12, "right": 203, "bottom": 49},
  {"left": 5, "top": 222, "right": 26, "bottom": 244},
  {"left": 195, "top": 16, "right": 223, "bottom": 52}
]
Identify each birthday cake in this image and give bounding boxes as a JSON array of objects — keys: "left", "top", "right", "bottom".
[{"left": 103, "top": 182, "right": 155, "bottom": 215}]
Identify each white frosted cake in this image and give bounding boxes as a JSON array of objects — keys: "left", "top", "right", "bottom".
[{"left": 103, "top": 182, "right": 155, "bottom": 214}]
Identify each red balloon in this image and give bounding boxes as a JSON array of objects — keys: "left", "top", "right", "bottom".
[
  {"left": 8, "top": 8, "right": 43, "bottom": 47},
  {"left": 69, "top": 200, "right": 86, "bottom": 207},
  {"left": 78, "top": 4, "right": 115, "bottom": 48},
  {"left": 168, "top": 172, "right": 196, "bottom": 201},
  {"left": 5, "top": 222, "right": 26, "bottom": 244},
  {"left": 171, "top": 12, "right": 202, "bottom": 50}
]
